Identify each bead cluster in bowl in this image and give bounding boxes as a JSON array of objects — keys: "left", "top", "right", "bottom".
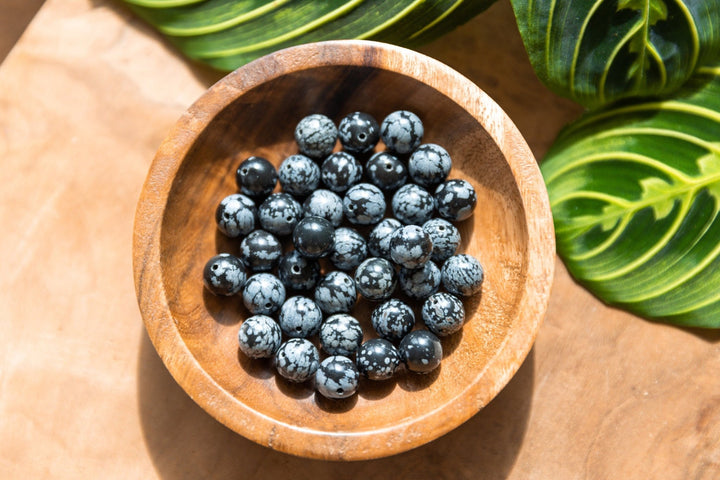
[{"left": 203, "top": 110, "right": 484, "bottom": 400}]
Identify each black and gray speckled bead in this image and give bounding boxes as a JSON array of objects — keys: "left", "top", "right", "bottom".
[
  {"left": 315, "top": 355, "right": 360, "bottom": 399},
  {"left": 292, "top": 216, "right": 335, "bottom": 259},
  {"left": 389, "top": 225, "right": 433, "bottom": 269},
  {"left": 408, "top": 143, "right": 452, "bottom": 188},
  {"left": 380, "top": 110, "right": 424, "bottom": 155},
  {"left": 399, "top": 330, "right": 443, "bottom": 374},
  {"left": 441, "top": 254, "right": 484, "bottom": 297},
  {"left": 278, "top": 154, "right": 320, "bottom": 197},
  {"left": 238, "top": 315, "right": 282, "bottom": 359},
  {"left": 356, "top": 339, "right": 401, "bottom": 380},
  {"left": 278, "top": 296, "right": 323, "bottom": 338},
  {"left": 338, "top": 111, "right": 380, "bottom": 154},
  {"left": 370, "top": 299, "right": 415, "bottom": 343},
  {"left": 399, "top": 261, "right": 441, "bottom": 301},
  {"left": 203, "top": 253, "right": 247, "bottom": 296},
  {"left": 235, "top": 156, "right": 278, "bottom": 199},
  {"left": 319, "top": 314, "right": 363, "bottom": 357},
  {"left": 343, "top": 183, "right": 386, "bottom": 225},
  {"left": 434, "top": 179, "right": 477, "bottom": 221},
  {"left": 314, "top": 271, "right": 357, "bottom": 315},
  {"left": 321, "top": 151, "right": 363, "bottom": 193},
  {"left": 239, "top": 229, "right": 282, "bottom": 272},
  {"left": 354, "top": 257, "right": 397, "bottom": 301},
  {"left": 422, "top": 292, "right": 465, "bottom": 337},
  {"left": 294, "top": 114, "right": 337, "bottom": 159},
  {"left": 365, "top": 151, "right": 407, "bottom": 192},
  {"left": 329, "top": 227, "right": 367, "bottom": 271},
  {"left": 258, "top": 192, "right": 303, "bottom": 237},
  {"left": 275, "top": 338, "right": 320, "bottom": 383},
  {"left": 215, "top": 194, "right": 256, "bottom": 238},
  {"left": 277, "top": 250, "right": 321, "bottom": 292},
  {"left": 367, "top": 218, "right": 402, "bottom": 259},
  {"left": 302, "top": 189, "right": 344, "bottom": 227},
  {"left": 242, "top": 273, "right": 286, "bottom": 315},
  {"left": 391, "top": 183, "right": 435, "bottom": 225},
  {"left": 422, "top": 218, "right": 461, "bottom": 263}
]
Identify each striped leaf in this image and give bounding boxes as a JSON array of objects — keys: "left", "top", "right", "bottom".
[
  {"left": 123, "top": 0, "right": 496, "bottom": 71},
  {"left": 510, "top": 0, "right": 720, "bottom": 109},
  {"left": 542, "top": 64, "right": 720, "bottom": 328}
]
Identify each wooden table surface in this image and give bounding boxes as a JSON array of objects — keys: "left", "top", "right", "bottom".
[{"left": 1, "top": 1, "right": 718, "bottom": 478}]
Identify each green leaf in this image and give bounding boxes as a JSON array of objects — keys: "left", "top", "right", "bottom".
[
  {"left": 510, "top": 0, "right": 720, "bottom": 109},
  {"left": 123, "top": 0, "right": 497, "bottom": 71},
  {"left": 542, "top": 64, "right": 720, "bottom": 328}
]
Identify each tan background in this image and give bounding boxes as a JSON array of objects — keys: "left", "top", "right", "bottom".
[{"left": 1, "top": 1, "right": 718, "bottom": 478}]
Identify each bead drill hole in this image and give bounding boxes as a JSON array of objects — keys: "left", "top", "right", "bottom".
[
  {"left": 265, "top": 302, "right": 272, "bottom": 309},
  {"left": 286, "top": 215, "right": 294, "bottom": 222},
  {"left": 384, "top": 163, "right": 393, "bottom": 171},
  {"left": 241, "top": 168, "right": 248, "bottom": 175},
  {"left": 336, "top": 388, "right": 344, "bottom": 394},
  {"left": 291, "top": 265, "right": 301, "bottom": 274},
  {"left": 358, "top": 133, "right": 367, "bottom": 141},
  {"left": 211, "top": 264, "right": 219, "bottom": 271}
]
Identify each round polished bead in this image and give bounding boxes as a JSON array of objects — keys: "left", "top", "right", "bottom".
[
  {"left": 434, "top": 179, "right": 477, "bottom": 221},
  {"left": 399, "top": 330, "right": 442, "bottom": 374},
  {"left": 389, "top": 225, "right": 433, "bottom": 269},
  {"left": 441, "top": 254, "right": 484, "bottom": 297},
  {"left": 294, "top": 114, "right": 337, "bottom": 159},
  {"left": 235, "top": 156, "right": 277, "bottom": 199},
  {"left": 329, "top": 227, "right": 367, "bottom": 271},
  {"left": 275, "top": 338, "right": 320, "bottom": 383},
  {"left": 380, "top": 110, "right": 424, "bottom": 155},
  {"left": 238, "top": 315, "right": 282, "bottom": 359},
  {"left": 321, "top": 151, "right": 363, "bottom": 193},
  {"left": 398, "top": 260, "right": 441, "bottom": 300},
  {"left": 315, "top": 355, "right": 359, "bottom": 399},
  {"left": 302, "top": 189, "right": 344, "bottom": 227},
  {"left": 408, "top": 143, "right": 452, "bottom": 188},
  {"left": 242, "top": 273, "right": 286, "bottom": 315},
  {"left": 202, "top": 253, "right": 246, "bottom": 296},
  {"left": 365, "top": 151, "right": 407, "bottom": 192},
  {"left": 319, "top": 314, "right": 363, "bottom": 357},
  {"left": 343, "top": 183, "right": 386, "bottom": 225},
  {"left": 338, "top": 111, "right": 380, "bottom": 154},
  {"left": 370, "top": 299, "right": 415, "bottom": 343},
  {"left": 277, "top": 250, "right": 321, "bottom": 292},
  {"left": 422, "top": 218, "right": 460, "bottom": 263},
  {"left": 292, "top": 216, "right": 335, "bottom": 258},
  {"left": 215, "top": 193, "right": 256, "bottom": 238},
  {"left": 392, "top": 183, "right": 435, "bottom": 225},
  {"left": 367, "top": 218, "right": 402, "bottom": 259},
  {"left": 278, "top": 296, "right": 323, "bottom": 338},
  {"left": 314, "top": 271, "right": 357, "bottom": 315},
  {"left": 278, "top": 154, "right": 320, "bottom": 197},
  {"left": 239, "top": 229, "right": 282, "bottom": 272},
  {"left": 354, "top": 257, "right": 397, "bottom": 301},
  {"left": 356, "top": 339, "right": 401, "bottom": 380},
  {"left": 422, "top": 292, "right": 465, "bottom": 337},
  {"left": 258, "top": 192, "right": 303, "bottom": 237}
]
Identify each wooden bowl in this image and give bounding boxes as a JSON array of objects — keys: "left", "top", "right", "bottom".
[{"left": 133, "top": 40, "right": 554, "bottom": 460}]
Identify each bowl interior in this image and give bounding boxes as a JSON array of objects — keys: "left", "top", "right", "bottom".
[{"left": 155, "top": 57, "right": 533, "bottom": 457}]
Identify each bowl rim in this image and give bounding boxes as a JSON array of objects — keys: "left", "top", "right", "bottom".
[{"left": 133, "top": 39, "right": 555, "bottom": 461}]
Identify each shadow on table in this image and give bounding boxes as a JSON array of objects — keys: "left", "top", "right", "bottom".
[{"left": 137, "top": 331, "right": 535, "bottom": 480}]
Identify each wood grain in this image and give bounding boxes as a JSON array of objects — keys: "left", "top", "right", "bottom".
[{"left": 1, "top": 0, "right": 718, "bottom": 477}]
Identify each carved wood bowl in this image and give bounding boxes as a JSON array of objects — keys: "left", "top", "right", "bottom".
[{"left": 133, "top": 40, "right": 554, "bottom": 461}]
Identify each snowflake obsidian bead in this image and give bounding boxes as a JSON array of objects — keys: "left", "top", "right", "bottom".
[
  {"left": 278, "top": 154, "right": 320, "bottom": 197},
  {"left": 422, "top": 292, "right": 465, "bottom": 336},
  {"left": 215, "top": 193, "right": 256, "bottom": 238},
  {"left": 302, "top": 189, "right": 344, "bottom": 227},
  {"left": 343, "top": 183, "right": 386, "bottom": 225},
  {"left": 398, "top": 260, "right": 441, "bottom": 300},
  {"left": 380, "top": 110, "right": 424, "bottom": 155},
  {"left": 354, "top": 257, "right": 397, "bottom": 301},
  {"left": 321, "top": 151, "right": 363, "bottom": 193},
  {"left": 239, "top": 229, "right": 282, "bottom": 272},
  {"left": 292, "top": 216, "right": 335, "bottom": 258},
  {"left": 392, "top": 183, "right": 435, "bottom": 225},
  {"left": 277, "top": 250, "right": 321, "bottom": 292},
  {"left": 356, "top": 339, "right": 401, "bottom": 380},
  {"left": 315, "top": 355, "right": 360, "bottom": 399},
  {"left": 408, "top": 144, "right": 452, "bottom": 188},
  {"left": 399, "top": 330, "right": 443, "bottom": 374},
  {"left": 435, "top": 179, "right": 477, "bottom": 221},
  {"left": 278, "top": 296, "right": 323, "bottom": 338},
  {"left": 367, "top": 218, "right": 402, "bottom": 259},
  {"left": 242, "top": 273, "right": 286, "bottom": 315},
  {"left": 258, "top": 192, "right": 303, "bottom": 237},
  {"left": 314, "top": 271, "right": 357, "bottom": 314},
  {"left": 338, "top": 111, "right": 380, "bottom": 154},
  {"left": 389, "top": 225, "right": 433, "bottom": 269},
  {"left": 422, "top": 218, "right": 460, "bottom": 263},
  {"left": 202, "top": 253, "right": 247, "bottom": 296},
  {"left": 275, "top": 338, "right": 320, "bottom": 383},
  {"left": 441, "top": 254, "right": 484, "bottom": 297},
  {"left": 294, "top": 114, "right": 337, "bottom": 159},
  {"left": 319, "top": 314, "right": 363, "bottom": 357},
  {"left": 365, "top": 151, "right": 408, "bottom": 192},
  {"left": 329, "top": 227, "right": 367, "bottom": 271},
  {"left": 235, "top": 156, "right": 278, "bottom": 199},
  {"left": 238, "top": 315, "right": 282, "bottom": 359},
  {"left": 370, "top": 299, "right": 415, "bottom": 343}
]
